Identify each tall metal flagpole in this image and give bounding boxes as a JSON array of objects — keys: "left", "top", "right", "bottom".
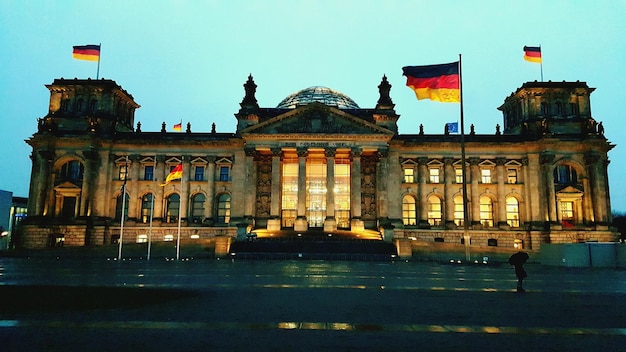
[
  {"left": 96, "top": 43, "right": 101, "bottom": 80},
  {"left": 176, "top": 157, "right": 183, "bottom": 260},
  {"left": 118, "top": 155, "right": 129, "bottom": 260},
  {"left": 147, "top": 156, "right": 156, "bottom": 261},
  {"left": 458, "top": 54, "right": 471, "bottom": 262},
  {"left": 539, "top": 44, "right": 543, "bottom": 82}
]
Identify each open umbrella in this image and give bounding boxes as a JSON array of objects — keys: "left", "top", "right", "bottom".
[{"left": 508, "top": 251, "right": 529, "bottom": 266}]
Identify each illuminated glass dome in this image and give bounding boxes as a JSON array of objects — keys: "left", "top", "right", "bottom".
[{"left": 276, "top": 86, "right": 360, "bottom": 109}]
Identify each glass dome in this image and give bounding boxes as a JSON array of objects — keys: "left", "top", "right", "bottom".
[{"left": 276, "top": 86, "right": 360, "bottom": 109}]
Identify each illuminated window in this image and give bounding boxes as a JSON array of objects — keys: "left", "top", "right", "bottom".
[
  {"left": 119, "top": 164, "right": 128, "bottom": 181},
  {"left": 306, "top": 155, "right": 326, "bottom": 228},
  {"left": 334, "top": 159, "right": 351, "bottom": 229},
  {"left": 217, "top": 194, "right": 231, "bottom": 224},
  {"left": 281, "top": 157, "right": 298, "bottom": 228},
  {"left": 453, "top": 195, "right": 464, "bottom": 226},
  {"left": 429, "top": 168, "right": 440, "bottom": 183},
  {"left": 164, "top": 234, "right": 174, "bottom": 242},
  {"left": 506, "top": 197, "right": 520, "bottom": 227},
  {"left": 479, "top": 196, "right": 494, "bottom": 227},
  {"left": 481, "top": 169, "right": 492, "bottom": 184},
  {"left": 427, "top": 196, "right": 442, "bottom": 226},
  {"left": 402, "top": 195, "right": 417, "bottom": 226},
  {"left": 403, "top": 167, "right": 415, "bottom": 183},
  {"left": 455, "top": 168, "right": 463, "bottom": 183},
  {"left": 507, "top": 168, "right": 517, "bottom": 184},
  {"left": 560, "top": 201, "right": 574, "bottom": 227},
  {"left": 136, "top": 234, "right": 148, "bottom": 243}
]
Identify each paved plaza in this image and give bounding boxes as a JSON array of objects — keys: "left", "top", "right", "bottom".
[{"left": 1, "top": 253, "right": 625, "bottom": 351}]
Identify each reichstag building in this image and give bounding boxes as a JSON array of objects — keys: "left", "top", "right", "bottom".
[{"left": 18, "top": 75, "right": 617, "bottom": 255}]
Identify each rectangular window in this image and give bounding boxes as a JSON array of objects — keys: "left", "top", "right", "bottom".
[
  {"left": 481, "top": 169, "right": 491, "bottom": 184},
  {"left": 429, "top": 168, "right": 440, "bottom": 183},
  {"left": 455, "top": 168, "right": 463, "bottom": 183},
  {"left": 507, "top": 168, "right": 517, "bottom": 184},
  {"left": 560, "top": 201, "right": 574, "bottom": 227},
  {"left": 144, "top": 165, "right": 154, "bottom": 181},
  {"left": 119, "top": 165, "right": 128, "bottom": 181},
  {"left": 219, "top": 166, "right": 230, "bottom": 181},
  {"left": 194, "top": 166, "right": 205, "bottom": 181},
  {"left": 403, "top": 168, "right": 415, "bottom": 183}
]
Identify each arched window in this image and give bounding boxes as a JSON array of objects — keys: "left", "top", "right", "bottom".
[
  {"left": 76, "top": 98, "right": 85, "bottom": 112},
  {"left": 217, "top": 194, "right": 231, "bottom": 224},
  {"left": 453, "top": 195, "right": 464, "bottom": 226},
  {"left": 166, "top": 194, "right": 180, "bottom": 223},
  {"left": 190, "top": 194, "right": 205, "bottom": 223},
  {"left": 115, "top": 192, "right": 129, "bottom": 221},
  {"left": 506, "top": 197, "right": 520, "bottom": 227},
  {"left": 540, "top": 102, "right": 549, "bottom": 115},
  {"left": 89, "top": 99, "right": 97, "bottom": 112},
  {"left": 141, "top": 193, "right": 154, "bottom": 224},
  {"left": 555, "top": 102, "right": 563, "bottom": 115},
  {"left": 427, "top": 195, "right": 442, "bottom": 226},
  {"left": 402, "top": 195, "right": 417, "bottom": 226},
  {"left": 479, "top": 196, "right": 494, "bottom": 227},
  {"left": 59, "top": 160, "right": 84, "bottom": 183},
  {"left": 554, "top": 165, "right": 577, "bottom": 185},
  {"left": 61, "top": 99, "right": 70, "bottom": 112}
]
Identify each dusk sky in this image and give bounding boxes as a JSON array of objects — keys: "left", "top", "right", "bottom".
[{"left": 1, "top": 0, "right": 625, "bottom": 212}]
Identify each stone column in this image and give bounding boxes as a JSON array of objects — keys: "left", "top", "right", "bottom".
[
  {"left": 586, "top": 153, "right": 610, "bottom": 228},
  {"left": 417, "top": 157, "right": 429, "bottom": 227},
  {"left": 204, "top": 156, "right": 216, "bottom": 222},
  {"left": 268, "top": 148, "right": 282, "bottom": 232},
  {"left": 496, "top": 157, "right": 507, "bottom": 227},
  {"left": 443, "top": 157, "right": 454, "bottom": 228},
  {"left": 244, "top": 148, "right": 257, "bottom": 221},
  {"left": 154, "top": 155, "right": 166, "bottom": 220},
  {"left": 180, "top": 156, "right": 191, "bottom": 222},
  {"left": 541, "top": 153, "right": 556, "bottom": 226},
  {"left": 350, "top": 148, "right": 364, "bottom": 232},
  {"left": 469, "top": 157, "right": 480, "bottom": 226},
  {"left": 295, "top": 147, "right": 308, "bottom": 232},
  {"left": 324, "top": 148, "right": 336, "bottom": 232}
]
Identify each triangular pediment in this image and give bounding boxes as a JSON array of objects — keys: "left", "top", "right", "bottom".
[
  {"left": 54, "top": 181, "right": 81, "bottom": 191},
  {"left": 556, "top": 185, "right": 584, "bottom": 194},
  {"left": 241, "top": 103, "right": 392, "bottom": 136}
]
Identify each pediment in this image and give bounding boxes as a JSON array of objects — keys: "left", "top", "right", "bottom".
[
  {"left": 556, "top": 185, "right": 584, "bottom": 194},
  {"left": 241, "top": 103, "right": 392, "bottom": 136}
]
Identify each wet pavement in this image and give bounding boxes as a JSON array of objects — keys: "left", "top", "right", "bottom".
[{"left": 1, "top": 256, "right": 625, "bottom": 351}]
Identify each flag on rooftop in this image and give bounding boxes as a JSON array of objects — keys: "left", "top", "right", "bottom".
[
  {"left": 402, "top": 62, "right": 460, "bottom": 103},
  {"left": 447, "top": 122, "right": 459, "bottom": 133},
  {"left": 72, "top": 45, "right": 100, "bottom": 61},
  {"left": 160, "top": 164, "right": 183, "bottom": 186},
  {"left": 523, "top": 46, "right": 542, "bottom": 63},
  {"left": 173, "top": 122, "right": 182, "bottom": 132}
]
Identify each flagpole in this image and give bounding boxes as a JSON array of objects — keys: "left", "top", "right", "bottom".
[
  {"left": 118, "top": 155, "right": 128, "bottom": 260},
  {"left": 96, "top": 43, "right": 101, "bottom": 80},
  {"left": 539, "top": 44, "right": 543, "bottom": 82},
  {"left": 459, "top": 54, "right": 471, "bottom": 262},
  {"left": 147, "top": 156, "right": 156, "bottom": 261},
  {"left": 176, "top": 156, "right": 183, "bottom": 260}
]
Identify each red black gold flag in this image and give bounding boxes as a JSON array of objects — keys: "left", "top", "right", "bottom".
[
  {"left": 72, "top": 45, "right": 101, "bottom": 61},
  {"left": 523, "top": 46, "right": 542, "bottom": 63},
  {"left": 402, "top": 62, "right": 460, "bottom": 103},
  {"left": 160, "top": 164, "right": 183, "bottom": 186}
]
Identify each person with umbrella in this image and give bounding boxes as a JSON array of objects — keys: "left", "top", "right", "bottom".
[{"left": 509, "top": 251, "right": 529, "bottom": 292}]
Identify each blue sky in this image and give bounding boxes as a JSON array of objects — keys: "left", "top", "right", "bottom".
[{"left": 1, "top": 0, "right": 625, "bottom": 212}]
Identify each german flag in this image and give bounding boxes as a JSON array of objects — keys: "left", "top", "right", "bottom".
[
  {"left": 523, "top": 46, "right": 542, "bottom": 63},
  {"left": 72, "top": 45, "right": 100, "bottom": 61},
  {"left": 160, "top": 164, "right": 183, "bottom": 186},
  {"left": 173, "top": 122, "right": 182, "bottom": 131},
  {"left": 402, "top": 62, "right": 460, "bottom": 103}
]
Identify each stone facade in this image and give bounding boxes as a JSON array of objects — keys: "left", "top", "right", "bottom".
[{"left": 18, "top": 77, "right": 618, "bottom": 253}]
